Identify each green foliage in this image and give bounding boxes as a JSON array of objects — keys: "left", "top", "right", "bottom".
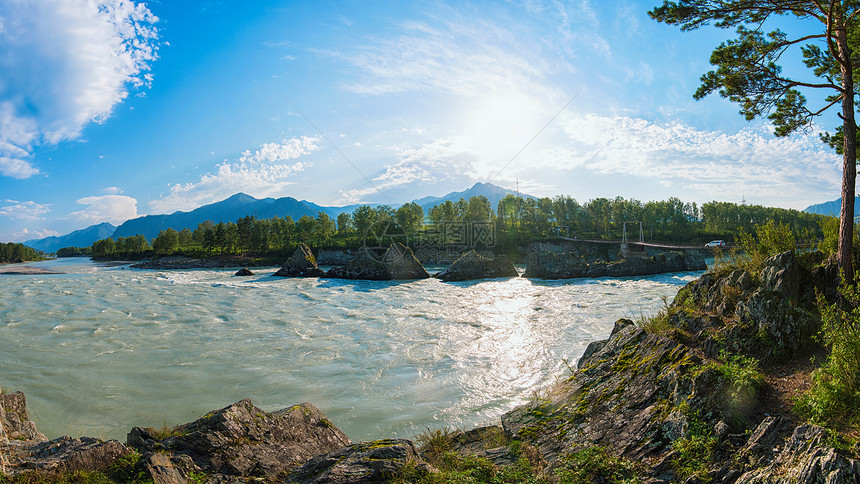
[
  {"left": 649, "top": 2, "right": 859, "bottom": 142},
  {"left": 0, "top": 452, "right": 152, "bottom": 484},
  {"left": 637, "top": 296, "right": 685, "bottom": 337},
  {"left": 416, "top": 427, "right": 456, "bottom": 465},
  {"left": 91, "top": 235, "right": 150, "bottom": 260},
  {"left": 56, "top": 246, "right": 91, "bottom": 258},
  {"left": 152, "top": 228, "right": 179, "bottom": 255},
  {"left": 394, "top": 451, "right": 547, "bottom": 483},
  {"left": 819, "top": 216, "right": 840, "bottom": 256},
  {"left": 795, "top": 275, "right": 860, "bottom": 429},
  {"left": 713, "top": 220, "right": 800, "bottom": 274},
  {"left": 671, "top": 416, "right": 719, "bottom": 481},
  {"left": 87, "top": 191, "right": 830, "bottom": 261},
  {"left": 396, "top": 202, "right": 425, "bottom": 234},
  {"left": 105, "top": 453, "right": 152, "bottom": 484},
  {"left": 0, "top": 471, "right": 114, "bottom": 484},
  {"left": 555, "top": 446, "right": 640, "bottom": 484},
  {"left": 0, "top": 242, "right": 43, "bottom": 263},
  {"left": 147, "top": 423, "right": 186, "bottom": 440},
  {"left": 713, "top": 351, "right": 764, "bottom": 420}
]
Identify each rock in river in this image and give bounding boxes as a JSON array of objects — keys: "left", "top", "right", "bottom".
[
  {"left": 436, "top": 250, "right": 519, "bottom": 282},
  {"left": 273, "top": 243, "right": 325, "bottom": 277}
]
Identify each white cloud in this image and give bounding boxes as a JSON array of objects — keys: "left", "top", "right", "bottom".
[
  {"left": 0, "top": 0, "right": 159, "bottom": 178},
  {"left": 338, "top": 137, "right": 478, "bottom": 204},
  {"left": 238, "top": 137, "right": 320, "bottom": 164},
  {"left": 338, "top": 112, "right": 843, "bottom": 209},
  {"left": 15, "top": 228, "right": 61, "bottom": 240},
  {"left": 150, "top": 136, "right": 322, "bottom": 213},
  {"left": 538, "top": 114, "right": 841, "bottom": 206},
  {"left": 102, "top": 186, "right": 123, "bottom": 194},
  {"left": 68, "top": 195, "right": 138, "bottom": 224},
  {"left": 344, "top": 15, "right": 562, "bottom": 101},
  {"left": 0, "top": 200, "right": 52, "bottom": 220},
  {"left": 0, "top": 156, "right": 40, "bottom": 179}
]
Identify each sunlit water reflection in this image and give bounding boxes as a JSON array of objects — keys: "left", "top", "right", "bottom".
[{"left": 0, "top": 257, "right": 701, "bottom": 441}]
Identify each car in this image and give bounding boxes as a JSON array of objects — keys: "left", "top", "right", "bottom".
[{"left": 704, "top": 240, "right": 726, "bottom": 248}]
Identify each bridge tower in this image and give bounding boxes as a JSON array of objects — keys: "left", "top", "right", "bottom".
[{"left": 621, "top": 221, "right": 645, "bottom": 258}]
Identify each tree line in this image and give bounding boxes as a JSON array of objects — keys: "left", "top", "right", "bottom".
[
  {"left": 78, "top": 194, "right": 830, "bottom": 260},
  {"left": 0, "top": 242, "right": 43, "bottom": 264}
]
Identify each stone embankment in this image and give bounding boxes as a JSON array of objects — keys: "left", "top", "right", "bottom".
[{"left": 4, "top": 251, "right": 859, "bottom": 482}]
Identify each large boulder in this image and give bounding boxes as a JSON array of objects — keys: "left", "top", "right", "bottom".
[
  {"left": 735, "top": 418, "right": 860, "bottom": 483},
  {"left": 436, "top": 250, "right": 519, "bottom": 282},
  {"left": 325, "top": 247, "right": 391, "bottom": 280},
  {"left": 127, "top": 399, "right": 350, "bottom": 479},
  {"left": 274, "top": 243, "right": 325, "bottom": 278},
  {"left": 382, "top": 242, "right": 430, "bottom": 280},
  {"left": 4, "top": 437, "right": 130, "bottom": 475},
  {"left": 288, "top": 439, "right": 432, "bottom": 483},
  {"left": 675, "top": 251, "right": 820, "bottom": 363},
  {"left": 0, "top": 389, "right": 129, "bottom": 477},
  {"left": 0, "top": 391, "right": 46, "bottom": 442},
  {"left": 326, "top": 244, "right": 430, "bottom": 280}
]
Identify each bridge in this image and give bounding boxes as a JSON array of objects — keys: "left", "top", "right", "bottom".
[{"left": 556, "top": 236, "right": 725, "bottom": 258}]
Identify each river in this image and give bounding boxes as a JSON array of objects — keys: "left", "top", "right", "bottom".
[{"left": 0, "top": 257, "right": 702, "bottom": 442}]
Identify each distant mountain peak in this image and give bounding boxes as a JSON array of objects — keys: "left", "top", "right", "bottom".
[{"left": 225, "top": 192, "right": 258, "bottom": 203}]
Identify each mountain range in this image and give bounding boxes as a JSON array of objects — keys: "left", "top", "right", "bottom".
[
  {"left": 25, "top": 182, "right": 529, "bottom": 252},
  {"left": 24, "top": 223, "right": 117, "bottom": 253},
  {"left": 803, "top": 197, "right": 860, "bottom": 222}
]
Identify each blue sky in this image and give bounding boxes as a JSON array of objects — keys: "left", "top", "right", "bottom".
[{"left": 0, "top": 0, "right": 845, "bottom": 242}]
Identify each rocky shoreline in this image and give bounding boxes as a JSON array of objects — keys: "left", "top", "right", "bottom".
[{"left": 3, "top": 250, "right": 857, "bottom": 482}]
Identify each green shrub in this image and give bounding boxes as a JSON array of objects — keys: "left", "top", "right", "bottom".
[
  {"left": 795, "top": 276, "right": 860, "bottom": 429},
  {"left": 714, "top": 352, "right": 765, "bottom": 418},
  {"left": 818, "top": 216, "right": 839, "bottom": 256},
  {"left": 106, "top": 453, "right": 151, "bottom": 484},
  {"left": 671, "top": 416, "right": 718, "bottom": 482},
  {"left": 555, "top": 446, "right": 640, "bottom": 483},
  {"left": 0, "top": 453, "right": 151, "bottom": 484},
  {"left": 713, "top": 220, "right": 803, "bottom": 274},
  {"left": 147, "top": 424, "right": 185, "bottom": 441},
  {"left": 415, "top": 427, "right": 456, "bottom": 466}
]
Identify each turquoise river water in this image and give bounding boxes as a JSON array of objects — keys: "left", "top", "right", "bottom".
[{"left": 0, "top": 257, "right": 702, "bottom": 442}]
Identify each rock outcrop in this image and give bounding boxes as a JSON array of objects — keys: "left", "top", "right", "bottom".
[
  {"left": 1, "top": 391, "right": 46, "bottom": 442},
  {"left": 381, "top": 243, "right": 430, "bottom": 280},
  {"left": 672, "top": 251, "right": 831, "bottom": 363},
  {"left": 1, "top": 390, "right": 130, "bottom": 477},
  {"left": 234, "top": 268, "right": 254, "bottom": 276},
  {"left": 127, "top": 399, "right": 351, "bottom": 480},
  {"left": 326, "top": 243, "right": 429, "bottom": 280},
  {"left": 288, "top": 439, "right": 432, "bottom": 483},
  {"left": 273, "top": 243, "right": 325, "bottom": 277},
  {"left": 524, "top": 249, "right": 706, "bottom": 279},
  {"left": 735, "top": 418, "right": 860, "bottom": 482},
  {"left": 435, "top": 250, "right": 519, "bottom": 282}
]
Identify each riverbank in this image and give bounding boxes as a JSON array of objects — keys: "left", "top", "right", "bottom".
[
  {"left": 0, "top": 265, "right": 64, "bottom": 275},
  {"left": 2, "top": 250, "right": 856, "bottom": 482}
]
